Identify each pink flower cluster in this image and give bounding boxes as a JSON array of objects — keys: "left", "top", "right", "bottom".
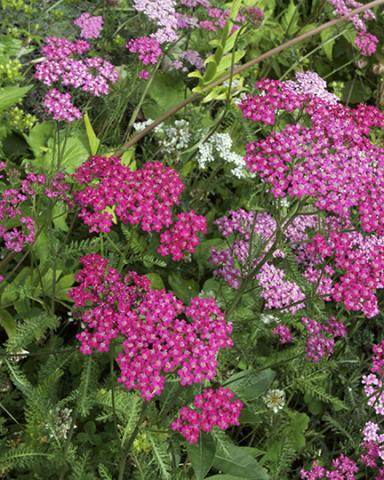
[
  {"left": 300, "top": 454, "right": 358, "bottom": 479},
  {"left": 256, "top": 263, "right": 305, "bottom": 313},
  {"left": 210, "top": 209, "right": 305, "bottom": 313},
  {"left": 126, "top": 36, "right": 162, "bottom": 65},
  {"left": 327, "top": 0, "right": 378, "bottom": 56},
  {"left": 69, "top": 255, "right": 233, "bottom": 400},
  {"left": 241, "top": 75, "right": 384, "bottom": 238},
  {"left": 43, "top": 89, "right": 81, "bottom": 122},
  {"left": 73, "top": 156, "right": 206, "bottom": 260},
  {"left": 361, "top": 421, "right": 384, "bottom": 471},
  {"left": 74, "top": 13, "right": 103, "bottom": 39},
  {"left": 133, "top": 0, "right": 178, "bottom": 43},
  {"left": 171, "top": 387, "right": 243, "bottom": 444},
  {"left": 305, "top": 230, "right": 384, "bottom": 318},
  {"left": 158, "top": 211, "right": 207, "bottom": 261},
  {"left": 36, "top": 30, "right": 118, "bottom": 122},
  {"left": 73, "top": 156, "right": 184, "bottom": 233},
  {"left": 0, "top": 168, "right": 70, "bottom": 252},
  {"left": 272, "top": 324, "right": 293, "bottom": 344},
  {"left": 362, "top": 341, "right": 384, "bottom": 416},
  {"left": 301, "top": 316, "right": 347, "bottom": 363}
]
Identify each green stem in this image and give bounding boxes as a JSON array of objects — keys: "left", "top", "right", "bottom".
[{"left": 117, "top": 401, "right": 148, "bottom": 480}]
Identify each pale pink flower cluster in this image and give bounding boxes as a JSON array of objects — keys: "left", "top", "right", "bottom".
[
  {"left": 362, "top": 340, "right": 384, "bottom": 416},
  {"left": 0, "top": 168, "right": 69, "bottom": 252},
  {"left": 210, "top": 209, "right": 305, "bottom": 313},
  {"left": 327, "top": 0, "right": 378, "bottom": 56},
  {"left": 70, "top": 255, "right": 233, "bottom": 401},
  {"left": 74, "top": 13, "right": 103, "bottom": 39},
  {"left": 35, "top": 24, "right": 118, "bottom": 122},
  {"left": 133, "top": 0, "right": 178, "bottom": 43},
  {"left": 171, "top": 387, "right": 243, "bottom": 444}
]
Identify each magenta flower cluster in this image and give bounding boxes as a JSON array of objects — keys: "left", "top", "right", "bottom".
[
  {"left": 301, "top": 316, "right": 347, "bottom": 363},
  {"left": 126, "top": 36, "right": 162, "bottom": 65},
  {"left": 73, "top": 156, "right": 184, "bottom": 233},
  {"left": 305, "top": 229, "right": 384, "bottom": 318},
  {"left": 158, "top": 211, "right": 207, "bottom": 261},
  {"left": 73, "top": 156, "right": 206, "bottom": 261},
  {"left": 69, "top": 254, "right": 233, "bottom": 401},
  {"left": 171, "top": 387, "right": 243, "bottom": 444},
  {"left": 242, "top": 77, "right": 384, "bottom": 232},
  {"left": 300, "top": 454, "right": 358, "bottom": 479},
  {"left": 74, "top": 13, "right": 103, "bottom": 39},
  {"left": 36, "top": 25, "right": 118, "bottom": 122}
]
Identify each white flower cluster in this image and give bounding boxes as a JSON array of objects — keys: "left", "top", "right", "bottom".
[
  {"left": 45, "top": 407, "right": 75, "bottom": 441},
  {"left": 197, "top": 132, "right": 248, "bottom": 178},
  {"left": 133, "top": 119, "right": 191, "bottom": 154}
]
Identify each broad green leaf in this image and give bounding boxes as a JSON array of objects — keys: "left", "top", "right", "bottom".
[
  {"left": 26, "top": 121, "right": 54, "bottom": 158},
  {"left": 146, "top": 273, "right": 165, "bottom": 290},
  {"left": 0, "top": 309, "right": 16, "bottom": 338},
  {"left": 320, "top": 28, "right": 336, "bottom": 62},
  {"left": 0, "top": 85, "right": 32, "bottom": 111},
  {"left": 121, "top": 147, "right": 136, "bottom": 170},
  {"left": 223, "top": 369, "right": 275, "bottom": 401},
  {"left": 144, "top": 73, "right": 188, "bottom": 118},
  {"left": 84, "top": 112, "right": 100, "bottom": 155},
  {"left": 168, "top": 273, "right": 199, "bottom": 303},
  {"left": 282, "top": 0, "right": 299, "bottom": 33},
  {"left": 230, "top": 0, "right": 243, "bottom": 20},
  {"left": 204, "top": 61, "right": 218, "bottom": 83},
  {"left": 187, "top": 433, "right": 216, "bottom": 480},
  {"left": 213, "top": 445, "right": 268, "bottom": 480},
  {"left": 207, "top": 476, "right": 246, "bottom": 480},
  {"left": 55, "top": 274, "right": 75, "bottom": 300}
]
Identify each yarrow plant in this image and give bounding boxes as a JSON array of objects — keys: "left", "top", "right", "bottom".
[{"left": 3, "top": 1, "right": 384, "bottom": 478}]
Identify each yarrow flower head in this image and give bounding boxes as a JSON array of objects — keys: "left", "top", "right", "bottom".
[
  {"left": 69, "top": 255, "right": 233, "bottom": 400},
  {"left": 126, "top": 36, "right": 162, "bottom": 65},
  {"left": 301, "top": 454, "right": 358, "bottom": 479},
  {"left": 43, "top": 89, "right": 82, "bottom": 122},
  {"left": 36, "top": 31, "right": 118, "bottom": 121},
  {"left": 301, "top": 316, "right": 347, "bottom": 363},
  {"left": 171, "top": 387, "right": 243, "bottom": 444},
  {"left": 327, "top": 0, "right": 378, "bottom": 56},
  {"left": 158, "top": 210, "right": 207, "bottom": 261},
  {"left": 74, "top": 13, "right": 103, "bottom": 39},
  {"left": 73, "top": 156, "right": 184, "bottom": 234}
]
